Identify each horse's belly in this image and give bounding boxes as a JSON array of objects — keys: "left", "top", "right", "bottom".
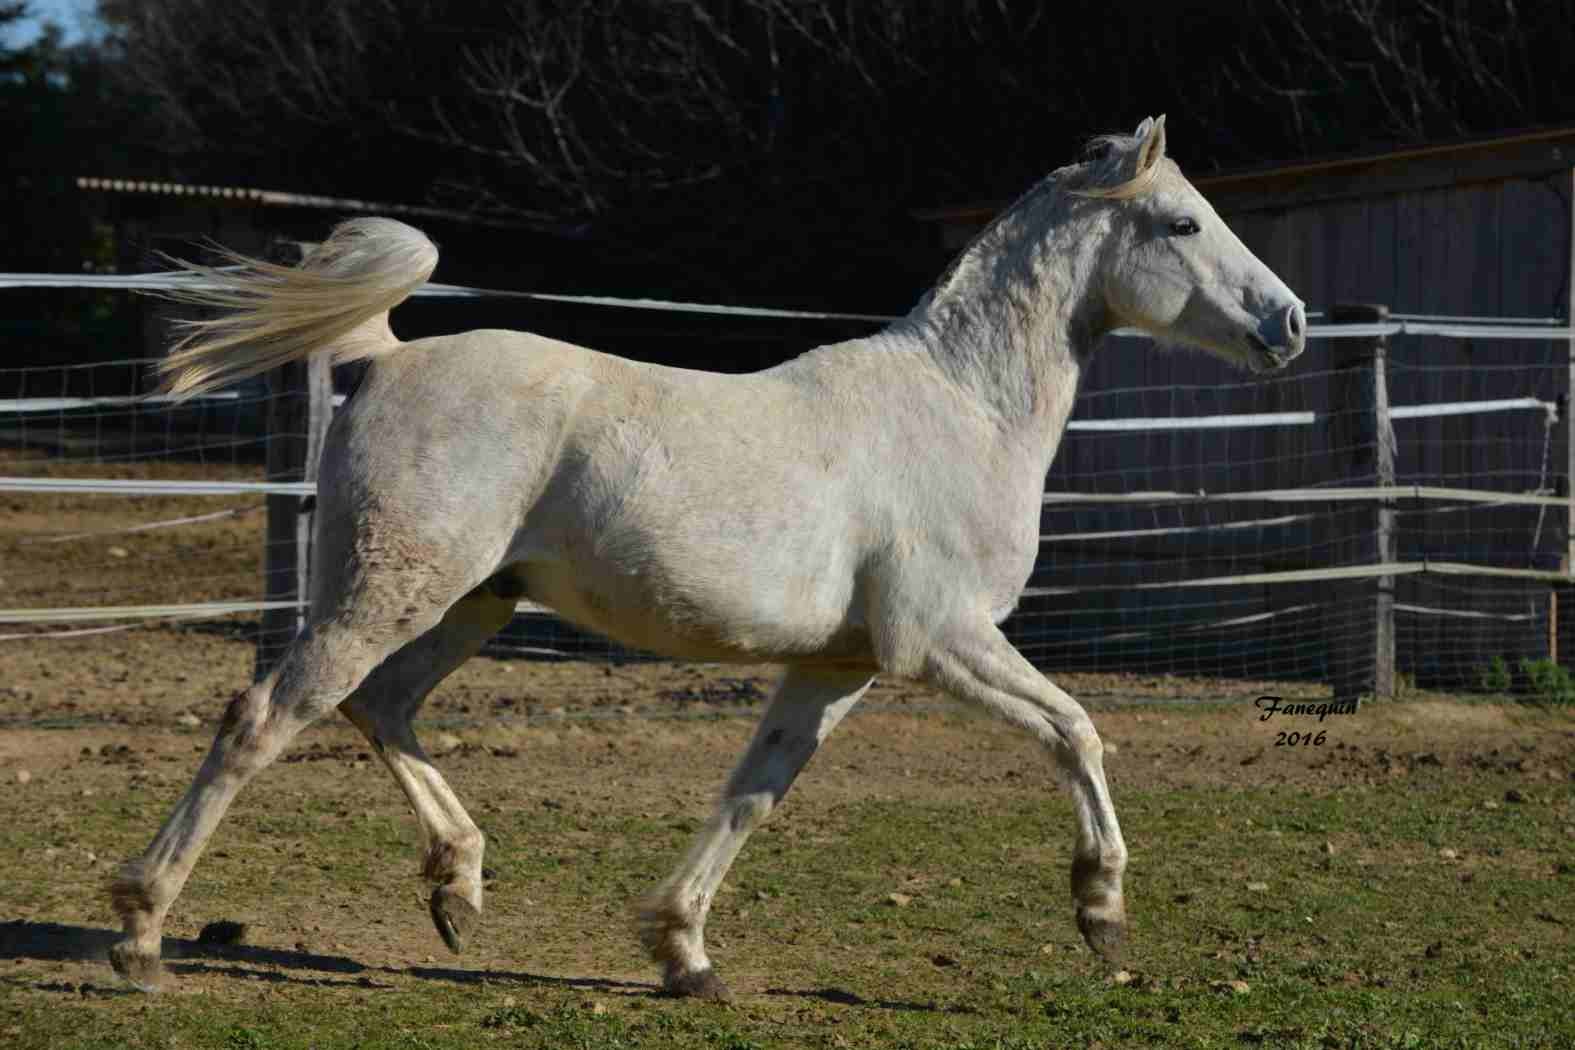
[{"left": 518, "top": 560, "right": 869, "bottom": 665}]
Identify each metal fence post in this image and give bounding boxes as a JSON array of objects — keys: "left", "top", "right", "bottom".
[
  {"left": 1326, "top": 303, "right": 1396, "bottom": 701},
  {"left": 254, "top": 243, "right": 332, "bottom": 682}
]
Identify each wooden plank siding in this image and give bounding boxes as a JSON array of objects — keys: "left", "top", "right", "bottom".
[{"left": 1245, "top": 176, "right": 1560, "bottom": 687}]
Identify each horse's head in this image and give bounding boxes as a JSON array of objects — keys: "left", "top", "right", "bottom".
[{"left": 1077, "top": 116, "right": 1305, "bottom": 373}]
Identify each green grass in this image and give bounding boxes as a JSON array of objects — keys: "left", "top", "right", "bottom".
[{"left": 2, "top": 718, "right": 1571, "bottom": 1050}]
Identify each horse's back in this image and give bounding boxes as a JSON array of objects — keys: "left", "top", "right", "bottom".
[{"left": 512, "top": 345, "right": 876, "bottom": 662}]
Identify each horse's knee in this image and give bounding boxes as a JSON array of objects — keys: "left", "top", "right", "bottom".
[
  {"left": 1046, "top": 716, "right": 1104, "bottom": 771},
  {"left": 215, "top": 684, "right": 272, "bottom": 764},
  {"left": 723, "top": 792, "right": 775, "bottom": 834},
  {"left": 274, "top": 625, "right": 397, "bottom": 717},
  {"left": 1068, "top": 721, "right": 1103, "bottom": 762},
  {"left": 217, "top": 674, "right": 321, "bottom": 768}
]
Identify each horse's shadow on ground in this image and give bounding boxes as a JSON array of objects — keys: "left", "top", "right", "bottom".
[
  {"left": 0, "top": 920, "right": 649, "bottom": 993},
  {"left": 0, "top": 920, "right": 383, "bottom": 991},
  {"left": 0, "top": 921, "right": 954, "bottom": 1010}
]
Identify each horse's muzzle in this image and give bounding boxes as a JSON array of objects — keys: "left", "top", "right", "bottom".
[
  {"left": 1248, "top": 302, "right": 1306, "bottom": 371},
  {"left": 1261, "top": 303, "right": 1306, "bottom": 356}
]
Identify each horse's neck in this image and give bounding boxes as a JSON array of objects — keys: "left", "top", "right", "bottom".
[{"left": 899, "top": 195, "right": 1108, "bottom": 472}]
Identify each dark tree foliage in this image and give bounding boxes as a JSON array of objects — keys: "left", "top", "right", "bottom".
[
  {"left": 3, "top": 6, "right": 90, "bottom": 271},
  {"left": 1, "top": 4, "right": 160, "bottom": 363},
  {"left": 46, "top": 0, "right": 1575, "bottom": 306},
  {"left": 1235, "top": 0, "right": 1575, "bottom": 152}
]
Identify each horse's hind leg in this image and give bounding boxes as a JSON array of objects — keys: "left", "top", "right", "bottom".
[
  {"left": 338, "top": 575, "right": 520, "bottom": 955},
  {"left": 107, "top": 566, "right": 481, "bottom": 990},
  {"left": 639, "top": 667, "right": 872, "bottom": 1000}
]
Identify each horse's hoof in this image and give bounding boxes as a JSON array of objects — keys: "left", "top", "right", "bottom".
[
  {"left": 429, "top": 886, "right": 480, "bottom": 954},
  {"left": 664, "top": 966, "right": 733, "bottom": 1002},
  {"left": 108, "top": 940, "right": 164, "bottom": 993},
  {"left": 1076, "top": 905, "right": 1126, "bottom": 965}
]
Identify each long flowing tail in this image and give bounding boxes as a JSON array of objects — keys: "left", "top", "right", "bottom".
[{"left": 155, "top": 218, "right": 438, "bottom": 399}]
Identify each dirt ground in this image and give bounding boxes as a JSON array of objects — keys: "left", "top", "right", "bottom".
[
  {"left": 0, "top": 447, "right": 267, "bottom": 613},
  {"left": 3, "top": 626, "right": 1572, "bottom": 971}
]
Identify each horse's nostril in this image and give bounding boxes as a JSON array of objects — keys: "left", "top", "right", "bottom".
[{"left": 1286, "top": 304, "right": 1304, "bottom": 338}]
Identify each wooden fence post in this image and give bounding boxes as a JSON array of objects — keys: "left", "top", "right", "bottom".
[
  {"left": 254, "top": 243, "right": 333, "bottom": 682},
  {"left": 1564, "top": 343, "right": 1575, "bottom": 665},
  {"left": 1326, "top": 303, "right": 1396, "bottom": 701},
  {"left": 1560, "top": 179, "right": 1575, "bottom": 667}
]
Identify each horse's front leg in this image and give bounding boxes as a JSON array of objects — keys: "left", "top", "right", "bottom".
[
  {"left": 638, "top": 667, "right": 872, "bottom": 1000},
  {"left": 922, "top": 624, "right": 1128, "bottom": 962}
]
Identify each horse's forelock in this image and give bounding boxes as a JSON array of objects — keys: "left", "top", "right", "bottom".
[{"left": 1063, "top": 133, "right": 1166, "bottom": 201}]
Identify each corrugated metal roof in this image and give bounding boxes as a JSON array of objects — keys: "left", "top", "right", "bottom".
[{"left": 74, "top": 176, "right": 579, "bottom": 234}]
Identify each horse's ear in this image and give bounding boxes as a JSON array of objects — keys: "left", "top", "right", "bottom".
[{"left": 1135, "top": 114, "right": 1167, "bottom": 173}]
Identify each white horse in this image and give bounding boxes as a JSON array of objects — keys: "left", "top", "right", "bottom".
[{"left": 109, "top": 116, "right": 1304, "bottom": 999}]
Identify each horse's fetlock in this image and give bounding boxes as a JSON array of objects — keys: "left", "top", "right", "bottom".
[
  {"left": 1070, "top": 846, "right": 1126, "bottom": 905},
  {"left": 421, "top": 827, "right": 485, "bottom": 885},
  {"left": 636, "top": 891, "right": 691, "bottom": 958},
  {"left": 421, "top": 840, "right": 460, "bottom": 883},
  {"left": 109, "top": 863, "right": 158, "bottom": 919}
]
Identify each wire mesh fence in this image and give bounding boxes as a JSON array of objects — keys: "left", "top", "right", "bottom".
[{"left": 1014, "top": 333, "right": 1564, "bottom": 692}]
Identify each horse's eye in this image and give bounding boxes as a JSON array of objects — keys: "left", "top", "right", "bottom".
[{"left": 1170, "top": 218, "right": 1201, "bottom": 236}]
